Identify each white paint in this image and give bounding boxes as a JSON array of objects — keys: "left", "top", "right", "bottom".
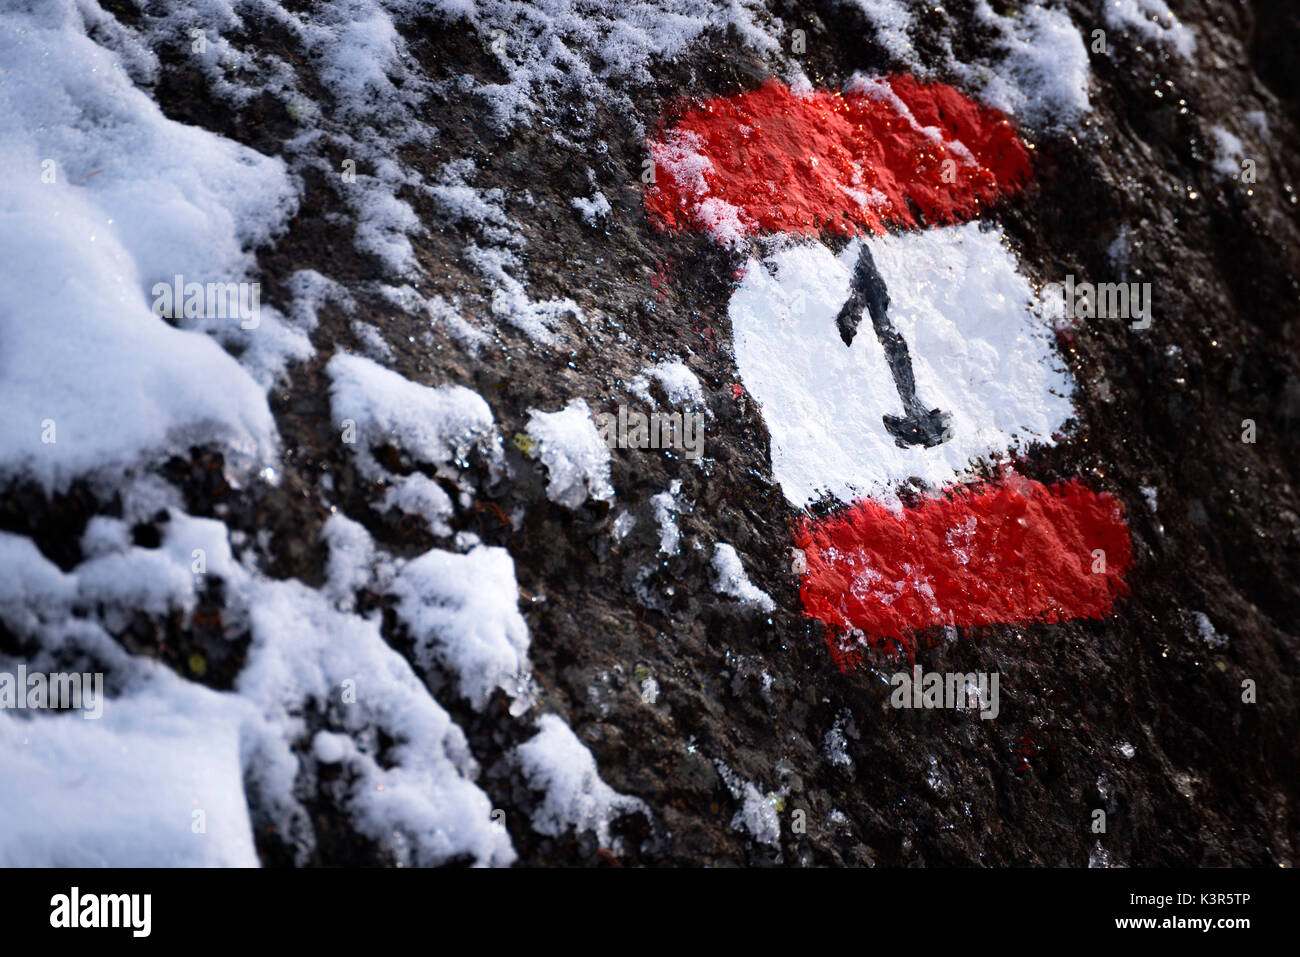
[{"left": 729, "top": 223, "right": 1074, "bottom": 506}]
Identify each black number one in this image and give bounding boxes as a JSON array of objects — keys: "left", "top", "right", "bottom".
[{"left": 835, "top": 242, "right": 954, "bottom": 449}]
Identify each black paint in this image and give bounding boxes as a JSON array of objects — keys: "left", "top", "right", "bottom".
[{"left": 835, "top": 242, "right": 954, "bottom": 449}]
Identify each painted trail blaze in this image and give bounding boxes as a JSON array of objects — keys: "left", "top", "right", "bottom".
[
  {"left": 643, "top": 73, "right": 1133, "bottom": 666},
  {"left": 645, "top": 75, "right": 1033, "bottom": 240},
  {"left": 796, "top": 477, "right": 1132, "bottom": 665}
]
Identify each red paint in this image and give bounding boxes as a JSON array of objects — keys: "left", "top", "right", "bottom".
[
  {"left": 795, "top": 476, "right": 1131, "bottom": 667},
  {"left": 645, "top": 75, "right": 1032, "bottom": 239}
]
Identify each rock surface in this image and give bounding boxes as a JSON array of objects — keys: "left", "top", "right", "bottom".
[{"left": 1, "top": 0, "right": 1297, "bottom": 866}]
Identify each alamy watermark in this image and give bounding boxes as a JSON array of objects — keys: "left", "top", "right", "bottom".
[
  {"left": 151, "top": 274, "right": 260, "bottom": 329},
  {"left": 0, "top": 666, "right": 104, "bottom": 719},
  {"left": 50, "top": 887, "right": 150, "bottom": 937},
  {"left": 596, "top": 405, "right": 704, "bottom": 460},
  {"left": 1042, "top": 274, "right": 1152, "bottom": 330},
  {"left": 889, "top": 665, "right": 1000, "bottom": 719}
]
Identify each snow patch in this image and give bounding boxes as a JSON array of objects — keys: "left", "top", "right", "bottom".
[
  {"left": 1192, "top": 611, "right": 1228, "bottom": 649},
  {"left": 0, "top": 1, "right": 299, "bottom": 488},
  {"left": 843, "top": 0, "right": 916, "bottom": 62},
  {"left": 712, "top": 544, "right": 775, "bottom": 613},
  {"left": 1208, "top": 125, "right": 1246, "bottom": 180},
  {"left": 389, "top": 545, "right": 533, "bottom": 710},
  {"left": 514, "top": 714, "right": 647, "bottom": 848},
  {"left": 651, "top": 481, "right": 684, "bottom": 555},
  {"left": 840, "top": 0, "right": 1093, "bottom": 127},
  {"left": 0, "top": 675, "right": 259, "bottom": 867},
  {"left": 967, "top": 1, "right": 1093, "bottom": 128},
  {"left": 526, "top": 400, "right": 615, "bottom": 508},
  {"left": 572, "top": 190, "right": 612, "bottom": 224},
  {"left": 631, "top": 359, "right": 708, "bottom": 410},
  {"left": 0, "top": 509, "right": 517, "bottom": 867},
  {"left": 327, "top": 351, "right": 502, "bottom": 479},
  {"left": 714, "top": 760, "right": 780, "bottom": 846},
  {"left": 1102, "top": 0, "right": 1196, "bottom": 60},
  {"left": 433, "top": 0, "right": 783, "bottom": 130}
]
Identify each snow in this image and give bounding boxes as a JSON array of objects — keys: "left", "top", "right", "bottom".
[
  {"left": 321, "top": 513, "right": 381, "bottom": 611},
  {"left": 1245, "top": 110, "right": 1269, "bottom": 139},
  {"left": 732, "top": 783, "right": 781, "bottom": 846},
  {"left": 712, "top": 544, "right": 775, "bottom": 613},
  {"left": 971, "top": 1, "right": 1094, "bottom": 127},
  {"left": 0, "top": 533, "right": 76, "bottom": 633},
  {"left": 0, "top": 526, "right": 266, "bottom": 866},
  {"left": 431, "top": 160, "right": 585, "bottom": 345},
  {"left": 514, "top": 714, "right": 647, "bottom": 848},
  {"left": 1192, "top": 611, "right": 1228, "bottom": 649},
  {"left": 843, "top": 0, "right": 916, "bottom": 63},
  {"left": 631, "top": 359, "right": 708, "bottom": 409},
  {"left": 389, "top": 545, "right": 533, "bottom": 710},
  {"left": 824, "top": 715, "right": 855, "bottom": 772},
  {"left": 729, "top": 223, "right": 1075, "bottom": 506},
  {"left": 432, "top": 0, "right": 783, "bottom": 130},
  {"left": 572, "top": 190, "right": 612, "bottom": 224},
  {"left": 378, "top": 473, "right": 455, "bottom": 537},
  {"left": 0, "top": 1, "right": 303, "bottom": 489},
  {"left": 428, "top": 295, "right": 491, "bottom": 355},
  {"left": 612, "top": 509, "right": 637, "bottom": 542},
  {"left": 639, "top": 675, "right": 660, "bottom": 705},
  {"left": 466, "top": 243, "right": 585, "bottom": 344},
  {"left": 1209, "top": 125, "right": 1246, "bottom": 180},
  {"left": 651, "top": 481, "right": 684, "bottom": 555},
  {"left": 526, "top": 400, "right": 616, "bottom": 508},
  {"left": 239, "top": 575, "right": 516, "bottom": 867},
  {"left": 1102, "top": 0, "right": 1196, "bottom": 60},
  {"left": 841, "top": 0, "right": 1093, "bottom": 127},
  {"left": 327, "top": 351, "right": 502, "bottom": 479},
  {"left": 312, "top": 730, "right": 350, "bottom": 765},
  {"left": 287, "top": 269, "right": 355, "bottom": 329},
  {"left": 0, "top": 506, "right": 518, "bottom": 868},
  {"left": 714, "top": 759, "right": 780, "bottom": 845},
  {"left": 431, "top": 160, "right": 519, "bottom": 240},
  {"left": 351, "top": 321, "right": 397, "bottom": 363},
  {"left": 0, "top": 680, "right": 259, "bottom": 867}
]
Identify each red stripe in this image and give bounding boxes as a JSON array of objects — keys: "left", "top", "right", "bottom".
[
  {"left": 645, "top": 75, "right": 1032, "bottom": 238},
  {"left": 795, "top": 476, "right": 1132, "bottom": 667}
]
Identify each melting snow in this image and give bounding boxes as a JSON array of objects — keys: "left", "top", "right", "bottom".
[
  {"left": 714, "top": 759, "right": 781, "bottom": 846},
  {"left": 572, "top": 190, "right": 612, "bottom": 224},
  {"left": 0, "top": 1, "right": 299, "bottom": 489},
  {"left": 0, "top": 513, "right": 517, "bottom": 867}
]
